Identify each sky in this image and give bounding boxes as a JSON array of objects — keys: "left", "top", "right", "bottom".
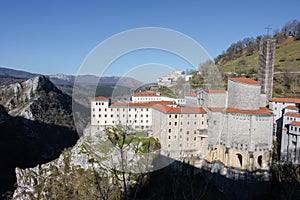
[{"left": 0, "top": 0, "right": 299, "bottom": 81}]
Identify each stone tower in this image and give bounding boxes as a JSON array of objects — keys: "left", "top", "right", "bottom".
[{"left": 258, "top": 38, "right": 275, "bottom": 101}]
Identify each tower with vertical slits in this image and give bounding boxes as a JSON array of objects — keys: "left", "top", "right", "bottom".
[{"left": 258, "top": 38, "right": 275, "bottom": 101}]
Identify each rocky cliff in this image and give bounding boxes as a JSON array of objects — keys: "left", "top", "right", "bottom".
[
  {"left": 0, "top": 75, "right": 74, "bottom": 129},
  {"left": 0, "top": 76, "right": 79, "bottom": 199}
]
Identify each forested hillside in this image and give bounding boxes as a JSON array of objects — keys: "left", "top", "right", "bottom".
[{"left": 214, "top": 19, "right": 300, "bottom": 97}]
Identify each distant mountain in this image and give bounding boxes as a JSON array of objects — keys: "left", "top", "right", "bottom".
[
  {"left": 0, "top": 66, "right": 38, "bottom": 79},
  {"left": 0, "top": 67, "right": 142, "bottom": 88}
]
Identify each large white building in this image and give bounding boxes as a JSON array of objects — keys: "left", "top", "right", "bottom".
[
  {"left": 91, "top": 77, "right": 274, "bottom": 176},
  {"left": 205, "top": 78, "right": 273, "bottom": 172}
]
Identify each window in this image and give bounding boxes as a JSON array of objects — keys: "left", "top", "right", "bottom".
[
  {"left": 187, "top": 121, "right": 190, "bottom": 125},
  {"left": 146, "top": 108, "right": 149, "bottom": 111},
  {"left": 187, "top": 131, "right": 189, "bottom": 135},
  {"left": 194, "top": 130, "right": 196, "bottom": 134},
  {"left": 93, "top": 108, "right": 95, "bottom": 111},
  {"left": 141, "top": 120, "right": 143, "bottom": 123},
  {"left": 104, "top": 114, "right": 107, "bottom": 117},
  {"left": 169, "top": 115, "right": 171, "bottom": 118},
  {"left": 105, "top": 108, "right": 107, "bottom": 111},
  {"left": 291, "top": 126, "right": 294, "bottom": 131},
  {"left": 169, "top": 122, "right": 171, "bottom": 125},
  {"left": 187, "top": 137, "right": 189, "bottom": 141},
  {"left": 135, "top": 120, "right": 137, "bottom": 123},
  {"left": 175, "top": 115, "right": 178, "bottom": 118},
  {"left": 194, "top": 121, "right": 196, "bottom": 125},
  {"left": 105, "top": 121, "right": 107, "bottom": 124},
  {"left": 99, "top": 114, "right": 101, "bottom": 117},
  {"left": 180, "top": 128, "right": 182, "bottom": 132},
  {"left": 195, "top": 114, "right": 197, "bottom": 118},
  {"left": 175, "top": 122, "right": 177, "bottom": 126},
  {"left": 168, "top": 129, "right": 171, "bottom": 133},
  {"left": 93, "top": 114, "right": 95, "bottom": 118},
  {"left": 141, "top": 114, "right": 143, "bottom": 117},
  {"left": 96, "top": 102, "right": 98, "bottom": 105},
  {"left": 99, "top": 108, "right": 101, "bottom": 111},
  {"left": 188, "top": 114, "right": 190, "bottom": 118},
  {"left": 111, "top": 114, "right": 113, "bottom": 117},
  {"left": 201, "top": 121, "right": 204, "bottom": 125},
  {"left": 168, "top": 136, "right": 171, "bottom": 139},
  {"left": 146, "top": 120, "right": 148, "bottom": 123},
  {"left": 146, "top": 114, "right": 149, "bottom": 117},
  {"left": 194, "top": 137, "right": 196, "bottom": 141}
]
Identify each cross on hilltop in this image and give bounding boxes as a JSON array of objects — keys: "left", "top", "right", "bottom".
[{"left": 264, "top": 26, "right": 272, "bottom": 36}]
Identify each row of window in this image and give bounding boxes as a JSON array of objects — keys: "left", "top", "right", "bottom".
[
  {"left": 93, "top": 114, "right": 149, "bottom": 118},
  {"left": 168, "top": 114, "right": 205, "bottom": 118},
  {"left": 167, "top": 121, "right": 204, "bottom": 126},
  {"left": 168, "top": 129, "right": 199, "bottom": 134},
  {"left": 291, "top": 126, "right": 300, "bottom": 132},
  {"left": 168, "top": 135, "right": 197, "bottom": 141},
  {"left": 96, "top": 119, "right": 149, "bottom": 124},
  {"left": 93, "top": 107, "right": 149, "bottom": 112},
  {"left": 287, "top": 117, "right": 299, "bottom": 121}
]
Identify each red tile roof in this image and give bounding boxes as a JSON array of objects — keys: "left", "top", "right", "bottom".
[
  {"left": 208, "top": 107, "right": 226, "bottom": 112},
  {"left": 204, "top": 89, "right": 226, "bottom": 93},
  {"left": 230, "top": 78, "right": 260, "bottom": 85},
  {"left": 285, "top": 105, "right": 299, "bottom": 110},
  {"left": 208, "top": 107, "right": 271, "bottom": 115},
  {"left": 285, "top": 112, "right": 300, "bottom": 117},
  {"left": 186, "top": 92, "right": 197, "bottom": 97},
  {"left": 132, "top": 91, "right": 161, "bottom": 97},
  {"left": 93, "top": 96, "right": 110, "bottom": 101},
  {"left": 273, "top": 98, "right": 300, "bottom": 104},
  {"left": 226, "top": 107, "right": 271, "bottom": 115},
  {"left": 291, "top": 121, "right": 300, "bottom": 126},
  {"left": 111, "top": 101, "right": 174, "bottom": 107},
  {"left": 152, "top": 104, "right": 206, "bottom": 114}
]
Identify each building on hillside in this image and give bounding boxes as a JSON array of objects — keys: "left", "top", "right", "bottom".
[
  {"left": 157, "top": 70, "right": 190, "bottom": 87},
  {"left": 279, "top": 110, "right": 300, "bottom": 163},
  {"left": 90, "top": 77, "right": 274, "bottom": 178},
  {"left": 272, "top": 98, "right": 300, "bottom": 122},
  {"left": 91, "top": 97, "right": 175, "bottom": 134},
  {"left": 151, "top": 105, "right": 208, "bottom": 160},
  {"left": 205, "top": 78, "right": 273, "bottom": 174},
  {"left": 131, "top": 91, "right": 175, "bottom": 103},
  {"left": 258, "top": 38, "right": 275, "bottom": 101}
]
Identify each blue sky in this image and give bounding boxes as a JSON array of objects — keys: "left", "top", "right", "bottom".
[{"left": 0, "top": 0, "right": 299, "bottom": 79}]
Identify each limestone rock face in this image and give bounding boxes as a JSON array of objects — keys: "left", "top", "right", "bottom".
[
  {"left": 12, "top": 136, "right": 123, "bottom": 199},
  {"left": 0, "top": 75, "right": 74, "bottom": 129}
]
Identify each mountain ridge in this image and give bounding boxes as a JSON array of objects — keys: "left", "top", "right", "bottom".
[{"left": 0, "top": 66, "right": 142, "bottom": 88}]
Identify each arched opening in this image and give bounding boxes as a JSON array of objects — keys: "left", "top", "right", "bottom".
[
  {"left": 257, "top": 155, "right": 262, "bottom": 167},
  {"left": 236, "top": 153, "right": 243, "bottom": 168}
]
